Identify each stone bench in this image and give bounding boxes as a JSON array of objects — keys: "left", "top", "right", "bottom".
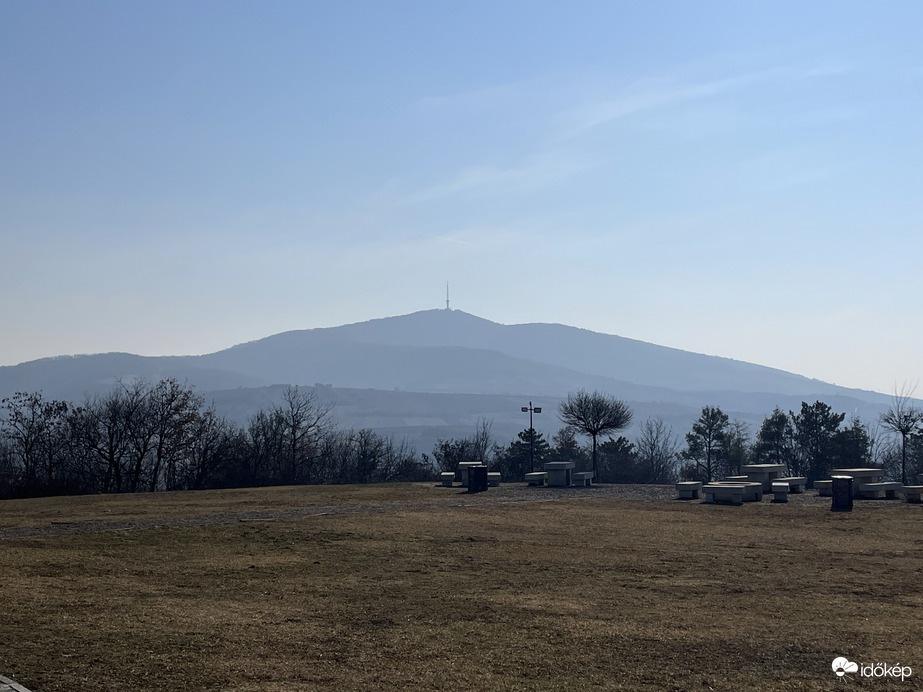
[
  {"left": 714, "top": 481, "right": 763, "bottom": 502},
  {"left": 525, "top": 472, "right": 548, "bottom": 486},
  {"left": 439, "top": 472, "right": 455, "bottom": 487},
  {"left": 815, "top": 480, "right": 833, "bottom": 496},
  {"left": 487, "top": 472, "right": 501, "bottom": 487},
  {"left": 676, "top": 481, "right": 702, "bottom": 500},
  {"left": 703, "top": 484, "right": 746, "bottom": 505},
  {"left": 723, "top": 475, "right": 749, "bottom": 482},
  {"left": 571, "top": 471, "right": 594, "bottom": 487},
  {"left": 901, "top": 485, "right": 923, "bottom": 503},
  {"left": 857, "top": 481, "right": 901, "bottom": 499},
  {"left": 771, "top": 481, "right": 789, "bottom": 503},
  {"left": 775, "top": 476, "right": 806, "bottom": 493}
]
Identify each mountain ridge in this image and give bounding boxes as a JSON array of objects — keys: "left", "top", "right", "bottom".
[
  {"left": 0, "top": 309, "right": 894, "bottom": 451},
  {"left": 194, "top": 309, "right": 881, "bottom": 399}
]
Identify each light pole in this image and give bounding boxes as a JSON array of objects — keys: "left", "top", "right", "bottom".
[{"left": 521, "top": 402, "right": 542, "bottom": 473}]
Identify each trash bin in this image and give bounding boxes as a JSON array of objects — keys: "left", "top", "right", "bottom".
[
  {"left": 468, "top": 465, "right": 488, "bottom": 493},
  {"left": 831, "top": 475, "right": 853, "bottom": 512}
]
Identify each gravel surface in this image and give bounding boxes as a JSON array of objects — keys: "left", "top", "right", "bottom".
[{"left": 0, "top": 483, "right": 877, "bottom": 540}]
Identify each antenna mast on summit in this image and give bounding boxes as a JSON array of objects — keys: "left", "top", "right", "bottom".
[{"left": 445, "top": 282, "right": 451, "bottom": 311}]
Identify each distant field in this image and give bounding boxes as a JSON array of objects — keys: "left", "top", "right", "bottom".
[{"left": 1, "top": 484, "right": 921, "bottom": 691}]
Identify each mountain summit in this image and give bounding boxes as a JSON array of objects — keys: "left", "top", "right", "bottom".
[
  {"left": 195, "top": 309, "right": 861, "bottom": 398},
  {"left": 0, "top": 309, "right": 884, "bottom": 402},
  {"left": 0, "top": 309, "right": 890, "bottom": 450}
]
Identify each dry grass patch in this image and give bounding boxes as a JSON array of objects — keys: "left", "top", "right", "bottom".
[
  {"left": 1, "top": 486, "right": 922, "bottom": 691},
  {"left": 0, "top": 483, "right": 440, "bottom": 531}
]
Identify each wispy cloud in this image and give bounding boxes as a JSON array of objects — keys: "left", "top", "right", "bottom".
[
  {"left": 435, "top": 234, "right": 474, "bottom": 246},
  {"left": 558, "top": 69, "right": 780, "bottom": 138},
  {"left": 391, "top": 52, "right": 860, "bottom": 208},
  {"left": 413, "top": 72, "right": 580, "bottom": 120},
  {"left": 398, "top": 150, "right": 586, "bottom": 205}
]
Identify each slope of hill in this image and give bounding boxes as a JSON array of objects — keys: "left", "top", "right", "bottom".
[
  {"left": 198, "top": 309, "right": 882, "bottom": 398},
  {"left": 0, "top": 352, "right": 260, "bottom": 403},
  {"left": 0, "top": 309, "right": 893, "bottom": 448}
]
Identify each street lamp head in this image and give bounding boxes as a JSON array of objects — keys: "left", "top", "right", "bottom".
[
  {"left": 534, "top": 407, "right": 542, "bottom": 414},
  {"left": 521, "top": 407, "right": 529, "bottom": 412}
]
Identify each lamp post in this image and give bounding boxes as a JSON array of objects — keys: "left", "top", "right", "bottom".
[{"left": 521, "top": 402, "right": 542, "bottom": 473}]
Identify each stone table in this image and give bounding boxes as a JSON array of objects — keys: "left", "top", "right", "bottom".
[{"left": 543, "top": 461, "right": 575, "bottom": 487}]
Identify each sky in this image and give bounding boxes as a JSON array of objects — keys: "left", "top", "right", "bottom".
[{"left": 2, "top": 1, "right": 922, "bottom": 394}]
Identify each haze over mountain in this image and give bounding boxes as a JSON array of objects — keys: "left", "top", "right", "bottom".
[
  {"left": 0, "top": 310, "right": 894, "bottom": 451},
  {"left": 203, "top": 309, "right": 865, "bottom": 396}
]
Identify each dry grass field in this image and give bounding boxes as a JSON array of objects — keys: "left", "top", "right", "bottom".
[{"left": 1, "top": 484, "right": 922, "bottom": 691}]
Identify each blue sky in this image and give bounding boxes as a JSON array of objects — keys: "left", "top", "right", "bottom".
[{"left": 2, "top": 1, "right": 922, "bottom": 394}]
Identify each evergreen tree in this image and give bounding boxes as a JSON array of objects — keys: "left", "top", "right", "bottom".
[
  {"left": 549, "top": 426, "right": 587, "bottom": 465},
  {"left": 496, "top": 428, "right": 550, "bottom": 481},
  {"left": 752, "top": 408, "right": 796, "bottom": 472},
  {"left": 831, "top": 417, "right": 871, "bottom": 469},
  {"left": 598, "top": 435, "right": 637, "bottom": 483},
  {"left": 791, "top": 401, "right": 845, "bottom": 485},
  {"left": 683, "top": 405, "right": 729, "bottom": 481}
]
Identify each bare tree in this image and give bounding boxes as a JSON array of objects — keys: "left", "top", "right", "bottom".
[
  {"left": 470, "top": 417, "right": 494, "bottom": 464},
  {"left": 147, "top": 378, "right": 204, "bottom": 491},
  {"left": 79, "top": 388, "right": 133, "bottom": 493},
  {"left": 634, "top": 417, "right": 679, "bottom": 484},
  {"left": 182, "top": 408, "right": 240, "bottom": 490},
  {"left": 558, "top": 390, "right": 633, "bottom": 480},
  {"left": 247, "top": 408, "right": 287, "bottom": 485},
  {"left": 429, "top": 417, "right": 495, "bottom": 474},
  {"left": 720, "top": 419, "right": 751, "bottom": 478},
  {"left": 276, "top": 385, "right": 335, "bottom": 484},
  {"left": 0, "top": 392, "right": 70, "bottom": 492},
  {"left": 864, "top": 419, "right": 891, "bottom": 469},
  {"left": 880, "top": 383, "right": 923, "bottom": 484}
]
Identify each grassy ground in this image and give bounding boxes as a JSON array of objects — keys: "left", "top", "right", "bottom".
[
  {"left": 1, "top": 485, "right": 921, "bottom": 691},
  {"left": 0, "top": 483, "right": 440, "bottom": 530}
]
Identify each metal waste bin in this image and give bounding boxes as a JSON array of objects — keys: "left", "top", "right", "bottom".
[
  {"left": 468, "top": 465, "right": 488, "bottom": 493},
  {"left": 831, "top": 475, "right": 853, "bottom": 512}
]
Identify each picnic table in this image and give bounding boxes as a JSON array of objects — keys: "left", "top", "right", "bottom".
[
  {"left": 543, "top": 461, "right": 575, "bottom": 487},
  {"left": 703, "top": 482, "right": 762, "bottom": 504},
  {"left": 457, "top": 461, "right": 486, "bottom": 485},
  {"left": 741, "top": 464, "right": 787, "bottom": 493},
  {"left": 829, "top": 468, "right": 891, "bottom": 498}
]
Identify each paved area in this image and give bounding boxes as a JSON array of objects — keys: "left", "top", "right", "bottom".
[{"left": 0, "top": 675, "right": 32, "bottom": 692}]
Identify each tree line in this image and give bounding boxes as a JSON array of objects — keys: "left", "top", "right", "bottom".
[
  {"left": 433, "top": 389, "right": 923, "bottom": 487},
  {"left": 679, "top": 390, "right": 923, "bottom": 485},
  {"left": 0, "top": 379, "right": 430, "bottom": 499},
  {"left": 2, "top": 382, "right": 921, "bottom": 499}
]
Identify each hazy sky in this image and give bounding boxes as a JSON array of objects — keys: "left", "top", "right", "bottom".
[{"left": 2, "top": 1, "right": 922, "bottom": 394}]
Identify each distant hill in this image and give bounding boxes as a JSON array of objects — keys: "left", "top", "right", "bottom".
[
  {"left": 202, "top": 309, "right": 851, "bottom": 396},
  {"left": 0, "top": 309, "right": 895, "bottom": 450}
]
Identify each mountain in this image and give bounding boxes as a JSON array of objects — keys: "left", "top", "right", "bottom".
[
  {"left": 0, "top": 309, "right": 895, "bottom": 450},
  {"left": 200, "top": 309, "right": 860, "bottom": 397}
]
